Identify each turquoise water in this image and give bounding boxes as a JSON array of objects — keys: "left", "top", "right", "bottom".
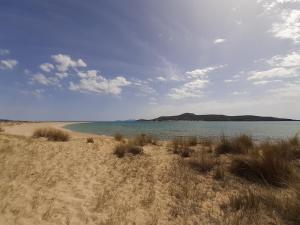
[{"left": 65, "top": 121, "right": 300, "bottom": 140}]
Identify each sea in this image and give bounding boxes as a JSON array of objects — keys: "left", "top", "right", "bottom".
[{"left": 65, "top": 121, "right": 300, "bottom": 140}]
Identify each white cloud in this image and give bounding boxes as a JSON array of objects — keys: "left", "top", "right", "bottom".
[
  {"left": 276, "top": 0, "right": 300, "bottom": 3},
  {"left": 233, "top": 91, "right": 248, "bottom": 95},
  {"left": 157, "top": 76, "right": 167, "bottom": 81},
  {"left": 69, "top": 70, "right": 131, "bottom": 95},
  {"left": 0, "top": 59, "right": 18, "bottom": 70},
  {"left": 258, "top": 0, "right": 300, "bottom": 12},
  {"left": 186, "top": 65, "right": 225, "bottom": 79},
  {"left": 271, "top": 9, "right": 300, "bottom": 43},
  {"left": 224, "top": 79, "right": 237, "bottom": 83},
  {"left": 55, "top": 72, "right": 69, "bottom": 79},
  {"left": 51, "top": 54, "right": 87, "bottom": 72},
  {"left": 40, "top": 63, "right": 54, "bottom": 72},
  {"left": 168, "top": 79, "right": 209, "bottom": 99},
  {"left": 267, "top": 51, "right": 300, "bottom": 67},
  {"left": 31, "top": 73, "right": 59, "bottom": 86},
  {"left": 214, "top": 38, "right": 226, "bottom": 44},
  {"left": 0, "top": 49, "right": 10, "bottom": 56},
  {"left": 77, "top": 70, "right": 98, "bottom": 78},
  {"left": 253, "top": 80, "right": 272, "bottom": 85},
  {"left": 269, "top": 80, "right": 300, "bottom": 98},
  {"left": 248, "top": 67, "right": 298, "bottom": 80},
  {"left": 248, "top": 51, "right": 300, "bottom": 81},
  {"left": 253, "top": 80, "right": 283, "bottom": 85}
]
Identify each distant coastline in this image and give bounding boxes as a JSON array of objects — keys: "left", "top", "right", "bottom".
[{"left": 139, "top": 113, "right": 297, "bottom": 122}]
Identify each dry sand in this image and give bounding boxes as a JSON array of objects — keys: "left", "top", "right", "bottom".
[{"left": 0, "top": 122, "right": 296, "bottom": 225}]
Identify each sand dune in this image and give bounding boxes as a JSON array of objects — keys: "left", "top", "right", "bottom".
[{"left": 0, "top": 123, "right": 299, "bottom": 225}]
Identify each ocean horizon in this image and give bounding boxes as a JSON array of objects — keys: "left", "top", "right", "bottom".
[{"left": 65, "top": 121, "right": 300, "bottom": 140}]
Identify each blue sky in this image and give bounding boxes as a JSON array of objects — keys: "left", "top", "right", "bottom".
[{"left": 0, "top": 0, "right": 299, "bottom": 120}]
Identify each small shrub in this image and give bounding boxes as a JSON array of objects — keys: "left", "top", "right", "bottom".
[
  {"left": 87, "top": 137, "right": 94, "bottom": 143},
  {"left": 127, "top": 145, "right": 143, "bottom": 155},
  {"left": 132, "top": 133, "right": 156, "bottom": 146},
  {"left": 187, "top": 136, "right": 198, "bottom": 146},
  {"left": 289, "top": 134, "right": 300, "bottom": 146},
  {"left": 114, "top": 133, "right": 123, "bottom": 141},
  {"left": 114, "top": 145, "right": 126, "bottom": 158},
  {"left": 215, "top": 134, "right": 253, "bottom": 155},
  {"left": 198, "top": 138, "right": 213, "bottom": 147},
  {"left": 171, "top": 137, "right": 197, "bottom": 157},
  {"left": 188, "top": 152, "right": 215, "bottom": 173},
  {"left": 113, "top": 143, "right": 143, "bottom": 158},
  {"left": 33, "top": 127, "right": 70, "bottom": 142},
  {"left": 0, "top": 127, "right": 4, "bottom": 133},
  {"left": 280, "top": 184, "right": 300, "bottom": 224},
  {"left": 227, "top": 189, "right": 262, "bottom": 212},
  {"left": 230, "top": 145, "right": 293, "bottom": 187},
  {"left": 180, "top": 147, "right": 192, "bottom": 158},
  {"left": 214, "top": 165, "right": 225, "bottom": 180},
  {"left": 234, "top": 134, "right": 254, "bottom": 150}
]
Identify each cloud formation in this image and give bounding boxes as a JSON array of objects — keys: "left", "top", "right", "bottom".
[
  {"left": 271, "top": 9, "right": 300, "bottom": 43},
  {"left": 51, "top": 54, "right": 87, "bottom": 72},
  {"left": 248, "top": 51, "right": 300, "bottom": 80},
  {"left": 40, "top": 63, "right": 54, "bottom": 72},
  {"left": 31, "top": 73, "right": 59, "bottom": 86},
  {"left": 214, "top": 39, "right": 226, "bottom": 44},
  {"left": 69, "top": 70, "right": 131, "bottom": 95},
  {"left": 186, "top": 65, "right": 225, "bottom": 79},
  {"left": 0, "top": 59, "right": 18, "bottom": 70},
  {"left": 0, "top": 49, "right": 10, "bottom": 56},
  {"left": 168, "top": 79, "right": 209, "bottom": 99}
]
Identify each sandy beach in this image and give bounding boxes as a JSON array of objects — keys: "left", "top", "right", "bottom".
[{"left": 0, "top": 122, "right": 299, "bottom": 225}]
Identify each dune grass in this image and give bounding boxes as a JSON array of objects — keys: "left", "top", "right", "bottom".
[
  {"left": 171, "top": 136, "right": 200, "bottom": 157},
  {"left": 113, "top": 143, "right": 143, "bottom": 158},
  {"left": 230, "top": 140, "right": 295, "bottom": 187},
  {"left": 114, "top": 132, "right": 123, "bottom": 141},
  {"left": 131, "top": 133, "right": 157, "bottom": 146},
  {"left": 223, "top": 185, "right": 300, "bottom": 225},
  {"left": 0, "top": 127, "right": 4, "bottom": 133},
  {"left": 32, "top": 127, "right": 70, "bottom": 142},
  {"left": 188, "top": 151, "right": 216, "bottom": 173},
  {"left": 86, "top": 137, "right": 94, "bottom": 143},
  {"left": 214, "top": 165, "right": 225, "bottom": 180},
  {"left": 215, "top": 134, "right": 254, "bottom": 155}
]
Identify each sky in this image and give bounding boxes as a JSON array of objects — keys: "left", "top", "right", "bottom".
[{"left": 0, "top": 0, "right": 300, "bottom": 121}]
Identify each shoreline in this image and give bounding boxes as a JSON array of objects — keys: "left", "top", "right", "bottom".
[{"left": 1, "top": 121, "right": 110, "bottom": 139}]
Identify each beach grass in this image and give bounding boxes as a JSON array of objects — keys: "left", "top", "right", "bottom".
[
  {"left": 32, "top": 127, "right": 70, "bottom": 141},
  {"left": 114, "top": 132, "right": 124, "bottom": 141},
  {"left": 113, "top": 143, "right": 143, "bottom": 157}
]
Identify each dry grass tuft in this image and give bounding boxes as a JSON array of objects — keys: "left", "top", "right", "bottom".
[
  {"left": 131, "top": 133, "right": 157, "bottom": 146},
  {"left": 32, "top": 127, "right": 70, "bottom": 142},
  {"left": 114, "top": 133, "right": 123, "bottom": 141},
  {"left": 289, "top": 134, "right": 300, "bottom": 146},
  {"left": 230, "top": 144, "right": 293, "bottom": 187},
  {"left": 214, "top": 165, "right": 225, "bottom": 180},
  {"left": 215, "top": 134, "right": 253, "bottom": 155},
  {"left": 226, "top": 189, "right": 262, "bottom": 212},
  {"left": 113, "top": 143, "right": 143, "bottom": 158},
  {"left": 198, "top": 137, "right": 214, "bottom": 147},
  {"left": 188, "top": 151, "right": 215, "bottom": 173},
  {"left": 279, "top": 184, "right": 300, "bottom": 224},
  {"left": 87, "top": 137, "right": 94, "bottom": 143},
  {"left": 113, "top": 145, "right": 126, "bottom": 158},
  {"left": 171, "top": 136, "right": 200, "bottom": 157},
  {"left": 187, "top": 136, "right": 198, "bottom": 146},
  {"left": 223, "top": 185, "right": 300, "bottom": 225},
  {"left": 0, "top": 127, "right": 4, "bottom": 133}
]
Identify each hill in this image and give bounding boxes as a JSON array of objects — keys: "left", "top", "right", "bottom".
[{"left": 140, "top": 113, "right": 295, "bottom": 121}]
